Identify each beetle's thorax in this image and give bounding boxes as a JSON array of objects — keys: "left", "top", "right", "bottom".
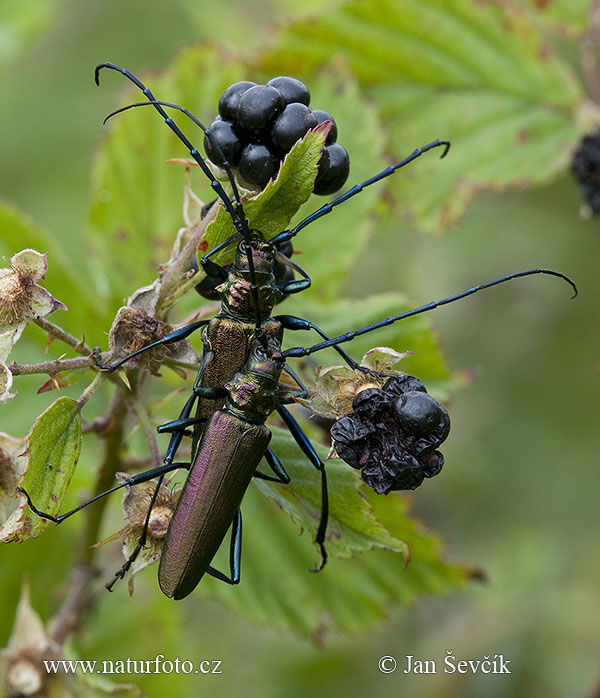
[
  {"left": 224, "top": 342, "right": 285, "bottom": 423},
  {"left": 218, "top": 235, "right": 281, "bottom": 319}
]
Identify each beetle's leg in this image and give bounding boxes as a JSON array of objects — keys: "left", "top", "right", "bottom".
[
  {"left": 206, "top": 508, "right": 242, "bottom": 585},
  {"left": 93, "top": 319, "right": 210, "bottom": 371},
  {"left": 157, "top": 416, "right": 206, "bottom": 434},
  {"left": 277, "top": 404, "right": 328, "bottom": 572},
  {"left": 254, "top": 448, "right": 291, "bottom": 484},
  {"left": 199, "top": 231, "right": 242, "bottom": 277},
  {"left": 275, "top": 314, "right": 380, "bottom": 379}
]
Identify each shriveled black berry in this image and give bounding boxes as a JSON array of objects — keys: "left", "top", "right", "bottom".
[
  {"left": 352, "top": 388, "right": 388, "bottom": 418},
  {"left": 330, "top": 414, "right": 376, "bottom": 467},
  {"left": 392, "top": 391, "right": 449, "bottom": 437},
  {"left": 267, "top": 76, "right": 310, "bottom": 106},
  {"left": 571, "top": 128, "right": 600, "bottom": 212},
  {"left": 330, "top": 373, "right": 450, "bottom": 494},
  {"left": 237, "top": 85, "right": 284, "bottom": 133},
  {"left": 314, "top": 143, "right": 350, "bottom": 195},
  {"left": 218, "top": 81, "right": 257, "bottom": 121},
  {"left": 237, "top": 143, "right": 280, "bottom": 186},
  {"left": 384, "top": 374, "right": 427, "bottom": 399},
  {"left": 203, "top": 119, "right": 243, "bottom": 168},
  {"left": 311, "top": 109, "right": 338, "bottom": 144},
  {"left": 195, "top": 269, "right": 229, "bottom": 300},
  {"left": 271, "top": 103, "right": 319, "bottom": 153}
]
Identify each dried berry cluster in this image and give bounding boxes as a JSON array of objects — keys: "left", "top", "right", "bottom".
[
  {"left": 571, "top": 128, "right": 600, "bottom": 212},
  {"left": 204, "top": 77, "right": 349, "bottom": 193},
  {"left": 330, "top": 375, "right": 450, "bottom": 494}
]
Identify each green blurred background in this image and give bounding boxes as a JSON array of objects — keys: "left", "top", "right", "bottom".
[{"left": 1, "top": 1, "right": 598, "bottom": 697}]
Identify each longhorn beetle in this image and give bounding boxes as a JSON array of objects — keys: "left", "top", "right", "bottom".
[{"left": 20, "top": 64, "right": 577, "bottom": 597}]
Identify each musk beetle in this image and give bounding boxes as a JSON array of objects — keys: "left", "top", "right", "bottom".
[{"left": 19, "top": 64, "right": 578, "bottom": 598}]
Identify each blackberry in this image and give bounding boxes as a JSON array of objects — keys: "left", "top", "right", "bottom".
[
  {"left": 272, "top": 103, "right": 318, "bottom": 153},
  {"left": 571, "top": 128, "right": 600, "bottom": 213},
  {"left": 330, "top": 375, "right": 450, "bottom": 494},
  {"left": 203, "top": 119, "right": 243, "bottom": 168},
  {"left": 311, "top": 109, "right": 338, "bottom": 144},
  {"left": 237, "top": 143, "right": 280, "bottom": 186},
  {"left": 236, "top": 85, "right": 284, "bottom": 133},
  {"left": 218, "top": 81, "right": 257, "bottom": 121},
  {"left": 267, "top": 76, "right": 310, "bottom": 106},
  {"left": 205, "top": 76, "right": 350, "bottom": 192},
  {"left": 314, "top": 143, "right": 350, "bottom": 195}
]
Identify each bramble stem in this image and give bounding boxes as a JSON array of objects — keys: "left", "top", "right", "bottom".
[
  {"left": 34, "top": 317, "right": 92, "bottom": 355},
  {"left": 9, "top": 355, "right": 96, "bottom": 375}
]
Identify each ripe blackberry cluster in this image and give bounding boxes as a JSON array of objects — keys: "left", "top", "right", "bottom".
[
  {"left": 330, "top": 375, "right": 450, "bottom": 494},
  {"left": 571, "top": 128, "right": 600, "bottom": 212},
  {"left": 203, "top": 77, "right": 349, "bottom": 194}
]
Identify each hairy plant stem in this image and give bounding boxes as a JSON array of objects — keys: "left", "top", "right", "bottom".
[{"left": 9, "top": 355, "right": 96, "bottom": 375}]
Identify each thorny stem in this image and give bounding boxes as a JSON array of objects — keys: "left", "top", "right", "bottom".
[
  {"left": 34, "top": 317, "right": 92, "bottom": 355},
  {"left": 583, "top": 0, "right": 600, "bottom": 105},
  {"left": 9, "top": 355, "right": 96, "bottom": 375}
]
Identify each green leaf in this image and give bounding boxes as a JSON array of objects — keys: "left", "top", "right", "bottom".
[
  {"left": 525, "top": 0, "right": 592, "bottom": 37},
  {"left": 199, "top": 427, "right": 469, "bottom": 634},
  {"left": 256, "top": 426, "right": 409, "bottom": 559},
  {"left": 203, "top": 124, "right": 329, "bottom": 266},
  {"left": 260, "top": 0, "right": 584, "bottom": 231},
  {"left": 5, "top": 397, "right": 81, "bottom": 542}
]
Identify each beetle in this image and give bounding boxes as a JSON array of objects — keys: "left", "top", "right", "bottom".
[
  {"left": 82, "top": 63, "right": 454, "bottom": 586},
  {"left": 19, "top": 64, "right": 577, "bottom": 596}
]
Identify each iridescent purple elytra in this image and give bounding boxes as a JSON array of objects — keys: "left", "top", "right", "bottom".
[{"left": 159, "top": 341, "right": 285, "bottom": 599}]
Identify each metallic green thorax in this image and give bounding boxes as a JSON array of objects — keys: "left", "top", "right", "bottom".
[
  {"left": 217, "top": 234, "right": 283, "bottom": 321},
  {"left": 223, "top": 342, "right": 286, "bottom": 424}
]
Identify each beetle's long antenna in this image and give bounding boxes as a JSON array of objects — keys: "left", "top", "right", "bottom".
[
  {"left": 95, "top": 63, "right": 248, "bottom": 233},
  {"left": 103, "top": 99, "right": 245, "bottom": 220},
  {"left": 95, "top": 62, "right": 266, "bottom": 342},
  {"left": 269, "top": 139, "right": 450, "bottom": 247},
  {"left": 283, "top": 269, "right": 578, "bottom": 359}
]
